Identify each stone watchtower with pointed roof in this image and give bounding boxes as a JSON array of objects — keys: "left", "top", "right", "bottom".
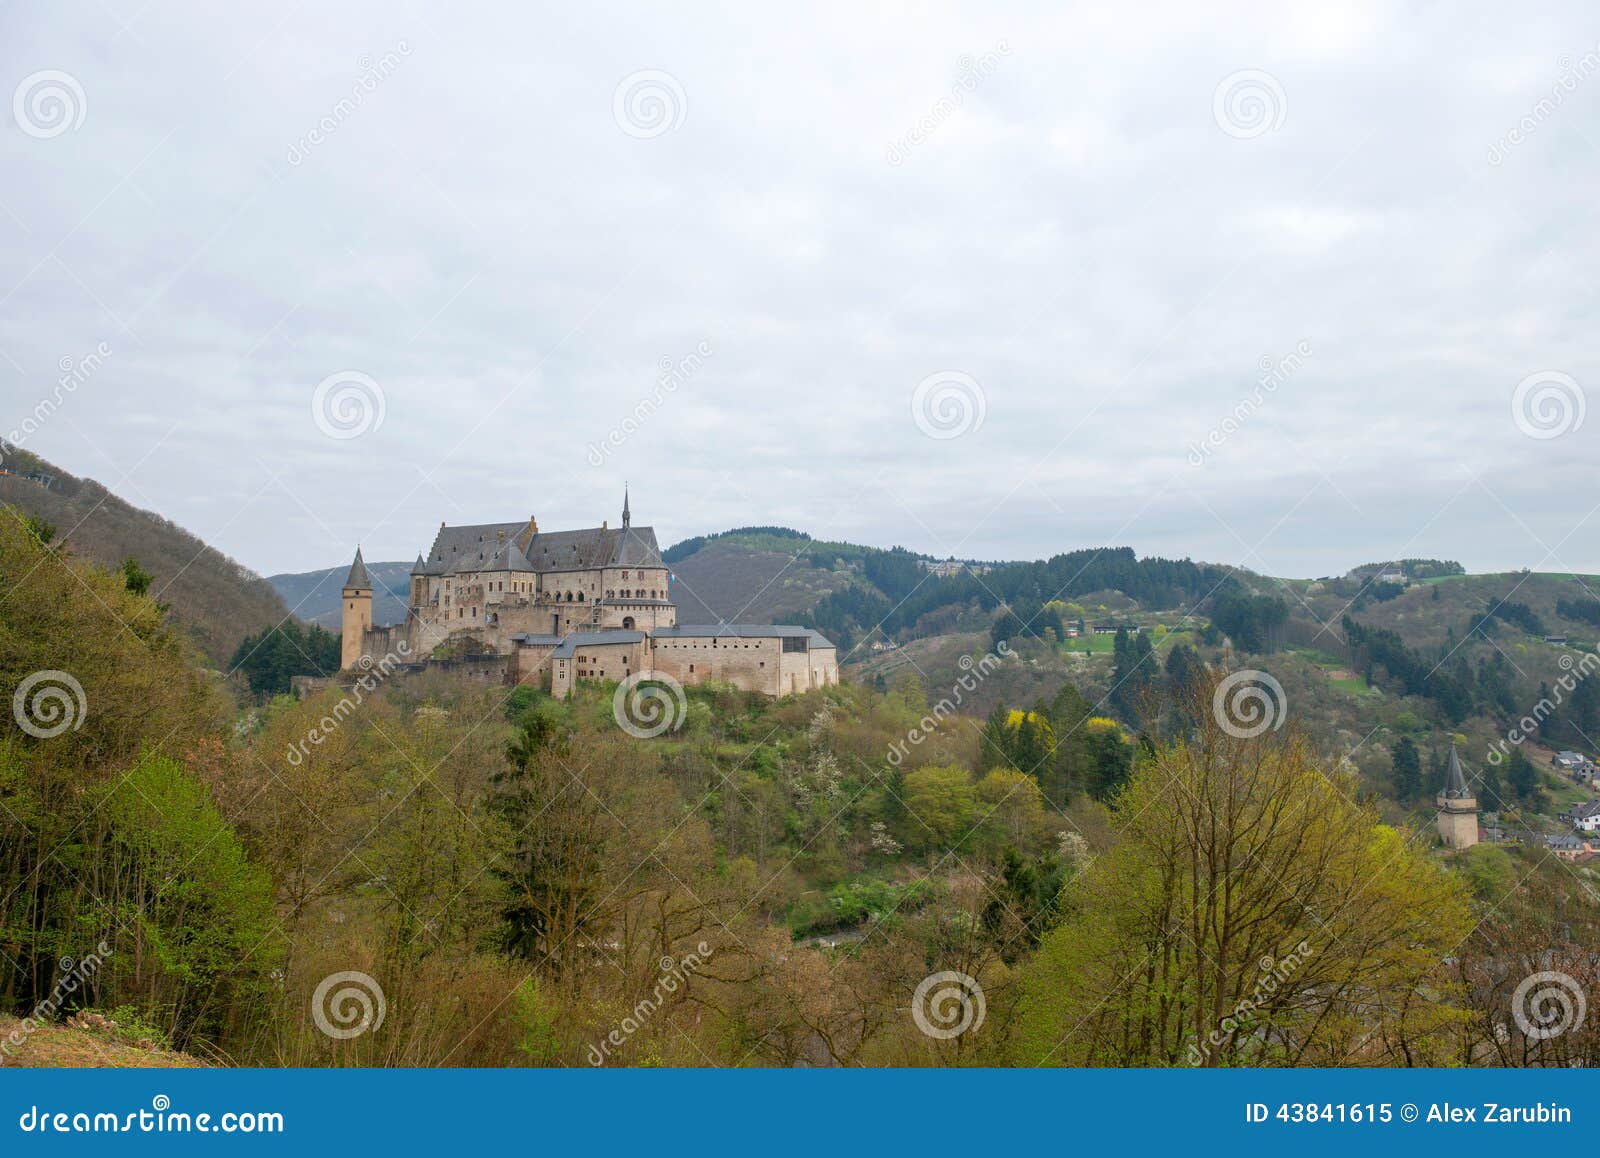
[
  {"left": 1436, "top": 745, "right": 1480, "bottom": 850},
  {"left": 340, "top": 546, "right": 373, "bottom": 671}
]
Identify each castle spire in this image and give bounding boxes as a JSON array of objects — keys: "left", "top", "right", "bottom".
[
  {"left": 1435, "top": 742, "right": 1480, "bottom": 850},
  {"left": 343, "top": 545, "right": 371, "bottom": 590},
  {"left": 622, "top": 484, "right": 631, "bottom": 529},
  {"left": 1442, "top": 743, "right": 1471, "bottom": 799}
]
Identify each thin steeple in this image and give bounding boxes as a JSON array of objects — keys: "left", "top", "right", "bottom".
[
  {"left": 622, "top": 484, "right": 631, "bottom": 529},
  {"left": 344, "top": 545, "right": 371, "bottom": 590},
  {"left": 1442, "top": 744, "right": 1471, "bottom": 800}
]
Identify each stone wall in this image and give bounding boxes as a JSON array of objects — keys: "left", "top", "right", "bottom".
[
  {"left": 550, "top": 639, "right": 648, "bottom": 698},
  {"left": 648, "top": 635, "right": 786, "bottom": 695}
]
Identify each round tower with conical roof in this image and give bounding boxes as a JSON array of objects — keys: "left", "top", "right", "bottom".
[
  {"left": 341, "top": 545, "right": 373, "bottom": 671},
  {"left": 1435, "top": 744, "right": 1480, "bottom": 850}
]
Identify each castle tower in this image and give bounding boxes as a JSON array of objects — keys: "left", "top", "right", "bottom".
[
  {"left": 1435, "top": 744, "right": 1480, "bottom": 850},
  {"left": 340, "top": 546, "right": 373, "bottom": 671},
  {"left": 409, "top": 553, "right": 427, "bottom": 611}
]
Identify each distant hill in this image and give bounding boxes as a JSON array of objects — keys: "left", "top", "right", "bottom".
[
  {"left": 276, "top": 528, "right": 1233, "bottom": 654},
  {"left": 0, "top": 450, "right": 292, "bottom": 664},
  {"left": 668, "top": 535, "right": 862, "bottom": 625},
  {"left": 268, "top": 561, "right": 413, "bottom": 629}
]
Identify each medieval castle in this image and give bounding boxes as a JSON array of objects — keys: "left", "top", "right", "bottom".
[{"left": 338, "top": 491, "right": 840, "bottom": 699}]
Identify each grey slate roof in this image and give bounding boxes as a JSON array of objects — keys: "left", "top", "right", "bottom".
[
  {"left": 344, "top": 547, "right": 371, "bottom": 589},
  {"left": 491, "top": 538, "right": 536, "bottom": 573},
  {"left": 1442, "top": 745, "right": 1472, "bottom": 799},
  {"left": 508, "top": 633, "right": 565, "bottom": 646},
  {"left": 551, "top": 630, "right": 646, "bottom": 659},
  {"left": 651, "top": 624, "right": 836, "bottom": 649},
  {"left": 419, "top": 520, "right": 664, "bottom": 576}
]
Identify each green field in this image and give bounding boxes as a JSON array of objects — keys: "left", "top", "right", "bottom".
[{"left": 1290, "top": 646, "right": 1374, "bottom": 695}]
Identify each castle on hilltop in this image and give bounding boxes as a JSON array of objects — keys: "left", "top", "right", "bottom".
[{"left": 338, "top": 490, "right": 840, "bottom": 699}]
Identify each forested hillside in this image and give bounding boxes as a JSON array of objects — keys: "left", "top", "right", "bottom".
[
  {"left": 5, "top": 516, "right": 1595, "bottom": 1068},
  {"left": 662, "top": 528, "right": 1229, "bottom": 654},
  {"left": 0, "top": 451, "right": 291, "bottom": 663},
  {"left": 7, "top": 499, "right": 1600, "bottom": 1070}
]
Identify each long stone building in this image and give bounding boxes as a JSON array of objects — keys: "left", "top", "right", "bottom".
[{"left": 339, "top": 491, "right": 839, "bottom": 699}]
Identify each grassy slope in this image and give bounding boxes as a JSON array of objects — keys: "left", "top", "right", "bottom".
[{"left": 0, "top": 1014, "right": 200, "bottom": 1068}]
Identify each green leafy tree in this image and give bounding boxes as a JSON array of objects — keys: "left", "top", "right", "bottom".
[
  {"left": 903, "top": 765, "right": 979, "bottom": 852},
  {"left": 1013, "top": 723, "right": 1472, "bottom": 1067}
]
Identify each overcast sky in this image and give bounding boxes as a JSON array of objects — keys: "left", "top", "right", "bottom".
[{"left": 2, "top": 2, "right": 1597, "bottom": 579}]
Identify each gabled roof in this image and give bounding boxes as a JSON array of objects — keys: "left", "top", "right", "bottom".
[
  {"left": 421, "top": 521, "right": 528, "bottom": 576},
  {"left": 343, "top": 546, "right": 371, "bottom": 590},
  {"left": 551, "top": 631, "right": 646, "bottom": 659},
  {"left": 650, "top": 624, "right": 836, "bottom": 649},
  {"left": 420, "top": 520, "right": 664, "bottom": 576},
  {"left": 490, "top": 537, "right": 536, "bottom": 573}
]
